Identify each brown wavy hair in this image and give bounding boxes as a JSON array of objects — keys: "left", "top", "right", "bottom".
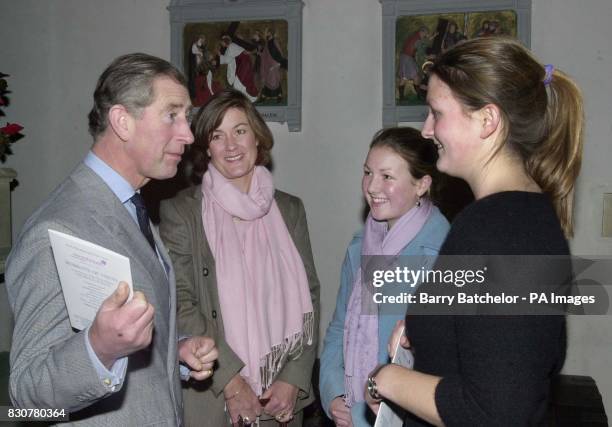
[
  {"left": 189, "top": 88, "right": 273, "bottom": 183},
  {"left": 430, "top": 37, "right": 584, "bottom": 236},
  {"left": 369, "top": 127, "right": 441, "bottom": 203}
]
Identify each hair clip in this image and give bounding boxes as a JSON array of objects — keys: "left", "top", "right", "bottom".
[{"left": 543, "top": 64, "right": 554, "bottom": 86}]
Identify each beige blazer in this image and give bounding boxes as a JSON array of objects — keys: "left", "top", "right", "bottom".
[{"left": 159, "top": 185, "right": 320, "bottom": 427}]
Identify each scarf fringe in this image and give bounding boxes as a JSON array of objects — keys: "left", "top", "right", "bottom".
[
  {"left": 259, "top": 312, "right": 314, "bottom": 393},
  {"left": 344, "top": 376, "right": 355, "bottom": 408}
]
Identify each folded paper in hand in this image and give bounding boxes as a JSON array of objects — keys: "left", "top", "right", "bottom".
[
  {"left": 374, "top": 327, "right": 414, "bottom": 427},
  {"left": 48, "top": 229, "right": 133, "bottom": 330}
]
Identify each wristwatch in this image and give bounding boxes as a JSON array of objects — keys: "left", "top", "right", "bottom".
[{"left": 367, "top": 364, "right": 388, "bottom": 400}]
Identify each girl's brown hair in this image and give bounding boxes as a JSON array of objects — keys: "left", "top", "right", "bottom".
[
  {"left": 431, "top": 37, "right": 584, "bottom": 236},
  {"left": 369, "top": 127, "right": 441, "bottom": 203}
]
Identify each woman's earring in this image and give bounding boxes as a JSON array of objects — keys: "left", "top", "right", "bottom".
[{"left": 416, "top": 196, "right": 422, "bottom": 208}]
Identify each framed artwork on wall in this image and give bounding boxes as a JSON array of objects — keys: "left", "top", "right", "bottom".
[
  {"left": 168, "top": 0, "right": 303, "bottom": 131},
  {"left": 380, "top": 0, "right": 532, "bottom": 126}
]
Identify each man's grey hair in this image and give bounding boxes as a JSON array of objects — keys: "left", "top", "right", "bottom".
[{"left": 87, "top": 53, "right": 187, "bottom": 139}]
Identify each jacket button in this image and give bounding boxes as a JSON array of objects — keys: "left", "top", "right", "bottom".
[
  {"left": 212, "top": 310, "right": 217, "bottom": 319},
  {"left": 203, "top": 267, "right": 209, "bottom": 276}
]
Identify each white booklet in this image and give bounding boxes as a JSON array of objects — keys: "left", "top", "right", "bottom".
[
  {"left": 373, "top": 327, "right": 414, "bottom": 427},
  {"left": 48, "top": 229, "right": 133, "bottom": 330}
]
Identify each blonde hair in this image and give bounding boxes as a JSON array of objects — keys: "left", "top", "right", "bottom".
[{"left": 431, "top": 37, "right": 584, "bottom": 237}]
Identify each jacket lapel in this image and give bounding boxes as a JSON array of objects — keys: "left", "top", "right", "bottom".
[
  {"left": 190, "top": 187, "right": 222, "bottom": 319},
  {"left": 73, "top": 163, "right": 170, "bottom": 333},
  {"left": 152, "top": 227, "right": 178, "bottom": 367},
  {"left": 70, "top": 163, "right": 180, "bottom": 414}
]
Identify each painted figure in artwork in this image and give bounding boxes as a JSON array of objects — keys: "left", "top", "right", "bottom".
[
  {"left": 259, "top": 27, "right": 288, "bottom": 102},
  {"left": 190, "top": 35, "right": 221, "bottom": 107},
  {"left": 441, "top": 21, "right": 466, "bottom": 52},
  {"left": 250, "top": 30, "right": 265, "bottom": 94},
  {"left": 217, "top": 34, "right": 259, "bottom": 102},
  {"left": 398, "top": 27, "right": 435, "bottom": 100}
]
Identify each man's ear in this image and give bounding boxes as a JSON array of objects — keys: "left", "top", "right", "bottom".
[
  {"left": 108, "top": 105, "right": 132, "bottom": 141},
  {"left": 479, "top": 103, "right": 501, "bottom": 140}
]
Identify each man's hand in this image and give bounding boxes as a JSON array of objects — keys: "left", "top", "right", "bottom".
[
  {"left": 329, "top": 396, "right": 353, "bottom": 427},
  {"left": 261, "top": 380, "right": 298, "bottom": 423},
  {"left": 224, "top": 374, "right": 262, "bottom": 426},
  {"left": 89, "top": 282, "right": 155, "bottom": 369},
  {"left": 178, "top": 336, "right": 218, "bottom": 381}
]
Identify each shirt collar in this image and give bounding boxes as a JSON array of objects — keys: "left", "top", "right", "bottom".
[{"left": 84, "top": 151, "right": 136, "bottom": 204}]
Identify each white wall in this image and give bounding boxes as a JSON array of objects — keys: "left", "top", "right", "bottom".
[
  {"left": 531, "top": 0, "right": 612, "bottom": 417},
  {"left": 1, "top": 0, "right": 611, "bottom": 417}
]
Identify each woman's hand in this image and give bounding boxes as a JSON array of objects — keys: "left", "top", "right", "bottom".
[
  {"left": 260, "top": 380, "right": 298, "bottom": 423},
  {"left": 365, "top": 389, "right": 382, "bottom": 416},
  {"left": 329, "top": 396, "right": 353, "bottom": 427},
  {"left": 178, "top": 335, "right": 218, "bottom": 381},
  {"left": 365, "top": 363, "right": 444, "bottom": 427},
  {"left": 365, "top": 364, "right": 390, "bottom": 416},
  {"left": 388, "top": 320, "right": 411, "bottom": 359},
  {"left": 224, "top": 374, "right": 262, "bottom": 426}
]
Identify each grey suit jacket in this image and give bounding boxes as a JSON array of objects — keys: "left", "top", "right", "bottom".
[
  {"left": 5, "top": 162, "right": 183, "bottom": 426},
  {"left": 159, "top": 185, "right": 320, "bottom": 427}
]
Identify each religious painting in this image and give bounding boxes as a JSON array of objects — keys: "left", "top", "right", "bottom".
[
  {"left": 168, "top": 0, "right": 303, "bottom": 131},
  {"left": 381, "top": 0, "right": 531, "bottom": 125},
  {"left": 396, "top": 11, "right": 517, "bottom": 105},
  {"left": 184, "top": 20, "right": 289, "bottom": 108}
]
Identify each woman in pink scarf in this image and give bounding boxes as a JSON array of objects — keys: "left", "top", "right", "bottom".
[
  {"left": 159, "top": 89, "right": 319, "bottom": 427},
  {"left": 319, "top": 128, "right": 449, "bottom": 427}
]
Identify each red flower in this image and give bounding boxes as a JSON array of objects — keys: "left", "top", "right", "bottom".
[{"left": 1, "top": 123, "right": 24, "bottom": 135}]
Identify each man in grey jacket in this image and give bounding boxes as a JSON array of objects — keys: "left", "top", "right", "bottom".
[{"left": 5, "top": 53, "right": 217, "bottom": 426}]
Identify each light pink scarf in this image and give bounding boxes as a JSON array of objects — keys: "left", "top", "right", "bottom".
[
  {"left": 343, "top": 198, "right": 433, "bottom": 406},
  {"left": 201, "top": 164, "right": 314, "bottom": 395}
]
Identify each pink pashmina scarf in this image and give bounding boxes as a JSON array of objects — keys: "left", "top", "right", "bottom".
[
  {"left": 343, "top": 198, "right": 433, "bottom": 406},
  {"left": 201, "top": 164, "right": 314, "bottom": 395}
]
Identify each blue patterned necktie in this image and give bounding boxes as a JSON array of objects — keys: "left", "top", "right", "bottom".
[{"left": 130, "top": 192, "right": 156, "bottom": 252}]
